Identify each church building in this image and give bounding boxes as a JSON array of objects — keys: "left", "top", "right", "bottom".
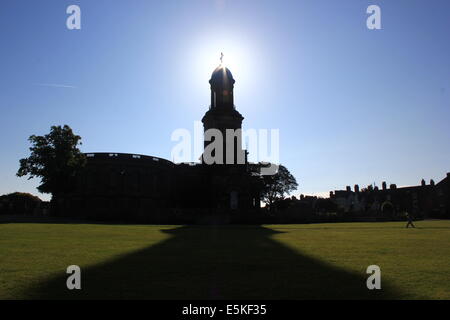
[{"left": 55, "top": 64, "right": 263, "bottom": 223}]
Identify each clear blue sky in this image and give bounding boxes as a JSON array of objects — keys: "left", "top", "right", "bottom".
[{"left": 1, "top": 0, "right": 449, "bottom": 201}]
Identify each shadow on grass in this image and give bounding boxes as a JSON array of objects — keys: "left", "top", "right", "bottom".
[{"left": 24, "top": 225, "right": 401, "bottom": 299}]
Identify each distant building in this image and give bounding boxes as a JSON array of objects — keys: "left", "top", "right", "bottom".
[
  {"left": 56, "top": 66, "right": 262, "bottom": 222},
  {"left": 329, "top": 173, "right": 450, "bottom": 218}
]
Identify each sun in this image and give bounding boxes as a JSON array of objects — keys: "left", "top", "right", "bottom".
[
  {"left": 199, "top": 47, "right": 246, "bottom": 79},
  {"left": 181, "top": 31, "right": 265, "bottom": 114},
  {"left": 187, "top": 35, "right": 255, "bottom": 88}
]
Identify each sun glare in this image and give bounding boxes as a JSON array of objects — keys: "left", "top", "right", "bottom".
[
  {"left": 188, "top": 35, "right": 256, "bottom": 89},
  {"left": 182, "top": 32, "right": 265, "bottom": 114}
]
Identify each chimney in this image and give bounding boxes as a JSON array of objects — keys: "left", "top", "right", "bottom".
[
  {"left": 390, "top": 184, "right": 397, "bottom": 190},
  {"left": 346, "top": 186, "right": 351, "bottom": 192},
  {"left": 354, "top": 184, "right": 359, "bottom": 193},
  {"left": 382, "top": 181, "right": 387, "bottom": 190},
  {"left": 421, "top": 179, "right": 426, "bottom": 186},
  {"left": 430, "top": 179, "right": 435, "bottom": 186}
]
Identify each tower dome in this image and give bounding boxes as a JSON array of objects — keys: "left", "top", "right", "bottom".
[{"left": 210, "top": 65, "right": 235, "bottom": 87}]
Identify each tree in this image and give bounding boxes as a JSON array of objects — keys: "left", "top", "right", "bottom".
[
  {"left": 260, "top": 164, "right": 298, "bottom": 209},
  {"left": 17, "top": 125, "right": 86, "bottom": 196},
  {"left": 0, "top": 192, "right": 42, "bottom": 215}
]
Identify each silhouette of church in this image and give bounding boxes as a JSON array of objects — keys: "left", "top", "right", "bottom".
[{"left": 56, "top": 64, "right": 263, "bottom": 222}]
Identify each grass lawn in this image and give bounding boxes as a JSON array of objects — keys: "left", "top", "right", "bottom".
[{"left": 0, "top": 220, "right": 449, "bottom": 299}]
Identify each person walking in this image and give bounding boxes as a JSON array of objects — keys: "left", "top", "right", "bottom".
[{"left": 405, "top": 211, "right": 415, "bottom": 228}]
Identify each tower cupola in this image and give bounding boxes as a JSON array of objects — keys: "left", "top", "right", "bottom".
[
  {"left": 202, "top": 55, "right": 244, "bottom": 166},
  {"left": 209, "top": 66, "right": 235, "bottom": 109}
]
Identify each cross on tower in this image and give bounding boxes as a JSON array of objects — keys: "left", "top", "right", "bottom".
[{"left": 220, "top": 52, "right": 224, "bottom": 65}]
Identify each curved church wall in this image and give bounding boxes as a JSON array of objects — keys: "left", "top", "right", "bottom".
[{"left": 57, "top": 153, "right": 176, "bottom": 221}]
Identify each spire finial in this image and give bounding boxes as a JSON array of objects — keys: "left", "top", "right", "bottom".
[{"left": 220, "top": 52, "right": 224, "bottom": 65}]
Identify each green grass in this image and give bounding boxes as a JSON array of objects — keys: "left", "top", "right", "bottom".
[{"left": 1, "top": 220, "right": 449, "bottom": 299}]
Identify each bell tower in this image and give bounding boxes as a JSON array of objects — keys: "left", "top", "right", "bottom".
[{"left": 202, "top": 57, "right": 245, "bottom": 165}]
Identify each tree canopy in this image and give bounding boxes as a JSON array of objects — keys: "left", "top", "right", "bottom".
[
  {"left": 0, "top": 192, "right": 42, "bottom": 203},
  {"left": 260, "top": 164, "right": 298, "bottom": 208},
  {"left": 17, "top": 125, "right": 86, "bottom": 195}
]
